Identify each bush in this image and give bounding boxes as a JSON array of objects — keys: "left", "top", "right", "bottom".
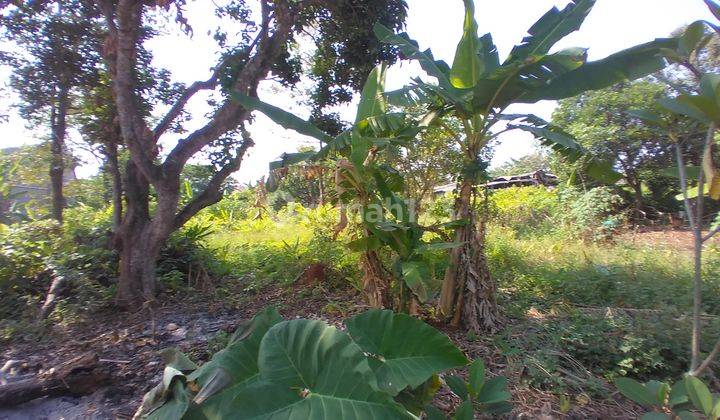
[
  {"left": 0, "top": 206, "right": 117, "bottom": 320},
  {"left": 501, "top": 310, "right": 719, "bottom": 394},
  {"left": 482, "top": 185, "right": 625, "bottom": 240},
  {"left": 487, "top": 186, "right": 560, "bottom": 235}
]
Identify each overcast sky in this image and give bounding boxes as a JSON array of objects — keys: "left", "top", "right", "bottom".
[{"left": 0, "top": 0, "right": 714, "bottom": 182}]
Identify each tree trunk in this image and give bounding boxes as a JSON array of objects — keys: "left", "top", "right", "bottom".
[
  {"left": 106, "top": 141, "right": 123, "bottom": 231},
  {"left": 49, "top": 87, "right": 69, "bottom": 224},
  {"left": 361, "top": 250, "right": 391, "bottom": 308},
  {"left": 115, "top": 161, "right": 161, "bottom": 308},
  {"left": 439, "top": 179, "right": 500, "bottom": 332},
  {"left": 114, "top": 157, "right": 181, "bottom": 309},
  {"left": 630, "top": 177, "right": 644, "bottom": 221}
]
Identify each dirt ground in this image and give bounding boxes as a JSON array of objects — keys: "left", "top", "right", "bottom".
[
  {"left": 617, "top": 226, "right": 719, "bottom": 251},
  {"left": 0, "top": 275, "right": 649, "bottom": 420}
]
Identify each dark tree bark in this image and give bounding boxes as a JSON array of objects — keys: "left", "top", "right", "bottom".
[
  {"left": 100, "top": 0, "right": 291, "bottom": 308},
  {"left": 105, "top": 140, "right": 123, "bottom": 231},
  {"left": 49, "top": 85, "right": 69, "bottom": 224}
]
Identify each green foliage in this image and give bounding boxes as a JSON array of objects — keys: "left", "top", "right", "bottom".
[
  {"left": 489, "top": 152, "right": 551, "bottom": 178},
  {"left": 616, "top": 376, "right": 720, "bottom": 420},
  {"left": 440, "top": 360, "right": 513, "bottom": 418},
  {"left": 137, "top": 308, "right": 482, "bottom": 420},
  {"left": 487, "top": 186, "right": 561, "bottom": 235},
  {"left": 375, "top": 0, "right": 679, "bottom": 186},
  {"left": 488, "top": 227, "right": 720, "bottom": 314},
  {"left": 235, "top": 64, "right": 455, "bottom": 308},
  {"left": 483, "top": 185, "right": 624, "bottom": 240},
  {"left": 552, "top": 81, "right": 681, "bottom": 210}
]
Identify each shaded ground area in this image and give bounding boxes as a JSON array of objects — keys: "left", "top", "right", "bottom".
[{"left": 0, "top": 276, "right": 647, "bottom": 420}]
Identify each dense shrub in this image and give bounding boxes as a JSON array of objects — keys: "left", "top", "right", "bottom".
[
  {"left": 487, "top": 186, "right": 560, "bottom": 235},
  {"left": 502, "top": 310, "right": 719, "bottom": 393},
  {"left": 430, "top": 186, "right": 626, "bottom": 240},
  {"left": 0, "top": 206, "right": 117, "bottom": 319}
]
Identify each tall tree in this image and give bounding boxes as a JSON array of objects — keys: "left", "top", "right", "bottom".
[
  {"left": 98, "top": 0, "right": 408, "bottom": 308},
  {"left": 1, "top": 1, "right": 103, "bottom": 223},
  {"left": 552, "top": 81, "right": 675, "bottom": 216},
  {"left": 376, "top": 0, "right": 678, "bottom": 331}
]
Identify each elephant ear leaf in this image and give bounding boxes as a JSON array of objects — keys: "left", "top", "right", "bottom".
[
  {"left": 345, "top": 309, "right": 468, "bottom": 395},
  {"left": 615, "top": 378, "right": 660, "bottom": 407},
  {"left": 224, "top": 319, "right": 413, "bottom": 419},
  {"left": 507, "top": 0, "right": 595, "bottom": 63},
  {"left": 685, "top": 376, "right": 714, "bottom": 416},
  {"left": 450, "top": 0, "right": 483, "bottom": 88}
]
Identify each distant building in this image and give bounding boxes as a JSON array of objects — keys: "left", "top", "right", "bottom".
[
  {"left": 0, "top": 146, "right": 77, "bottom": 217},
  {"left": 433, "top": 170, "right": 558, "bottom": 197}
]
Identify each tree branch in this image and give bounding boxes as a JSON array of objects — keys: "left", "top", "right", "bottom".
[
  {"left": 690, "top": 337, "right": 720, "bottom": 377},
  {"left": 161, "top": 1, "right": 291, "bottom": 177},
  {"left": 153, "top": 65, "right": 224, "bottom": 141},
  {"left": 704, "top": 225, "right": 720, "bottom": 242},
  {"left": 103, "top": 0, "right": 162, "bottom": 183},
  {"left": 173, "top": 135, "right": 254, "bottom": 230}
]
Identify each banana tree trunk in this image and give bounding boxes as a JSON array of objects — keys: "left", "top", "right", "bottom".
[
  {"left": 360, "top": 250, "right": 391, "bottom": 308},
  {"left": 439, "top": 178, "right": 500, "bottom": 332}
]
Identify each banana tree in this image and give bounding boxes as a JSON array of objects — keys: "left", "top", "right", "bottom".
[
  {"left": 374, "top": 0, "right": 678, "bottom": 331},
  {"left": 234, "top": 64, "right": 456, "bottom": 311},
  {"left": 630, "top": 16, "right": 720, "bottom": 377}
]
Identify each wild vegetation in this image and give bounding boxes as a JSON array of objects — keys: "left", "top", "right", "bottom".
[{"left": 1, "top": 0, "right": 720, "bottom": 419}]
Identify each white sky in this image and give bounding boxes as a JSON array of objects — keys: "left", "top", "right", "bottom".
[{"left": 0, "top": 0, "right": 713, "bottom": 182}]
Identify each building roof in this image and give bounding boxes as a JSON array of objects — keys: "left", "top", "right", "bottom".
[{"left": 434, "top": 170, "right": 558, "bottom": 194}]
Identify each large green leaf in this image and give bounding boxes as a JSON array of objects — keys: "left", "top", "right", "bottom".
[
  {"left": 685, "top": 376, "right": 714, "bottom": 416},
  {"left": 224, "top": 319, "right": 413, "bottom": 419},
  {"left": 374, "top": 24, "right": 452, "bottom": 88},
  {"left": 231, "top": 92, "right": 333, "bottom": 144},
  {"left": 345, "top": 309, "right": 468, "bottom": 395},
  {"left": 471, "top": 47, "right": 588, "bottom": 111},
  {"left": 468, "top": 359, "right": 485, "bottom": 398},
  {"left": 615, "top": 378, "right": 659, "bottom": 407},
  {"left": 139, "top": 366, "right": 189, "bottom": 419},
  {"left": 680, "top": 21, "right": 710, "bottom": 56},
  {"left": 476, "top": 376, "right": 511, "bottom": 404},
  {"left": 520, "top": 38, "right": 677, "bottom": 102},
  {"left": 453, "top": 400, "right": 474, "bottom": 420},
  {"left": 659, "top": 97, "right": 713, "bottom": 125},
  {"left": 188, "top": 307, "right": 283, "bottom": 396},
  {"left": 478, "top": 33, "right": 500, "bottom": 74},
  {"left": 395, "top": 375, "right": 442, "bottom": 415},
  {"left": 185, "top": 309, "right": 285, "bottom": 419},
  {"left": 147, "top": 378, "right": 190, "bottom": 420},
  {"left": 400, "top": 260, "right": 433, "bottom": 302},
  {"left": 356, "top": 63, "right": 388, "bottom": 123},
  {"left": 450, "top": 0, "right": 483, "bottom": 88},
  {"left": 507, "top": 0, "right": 595, "bottom": 62}
]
